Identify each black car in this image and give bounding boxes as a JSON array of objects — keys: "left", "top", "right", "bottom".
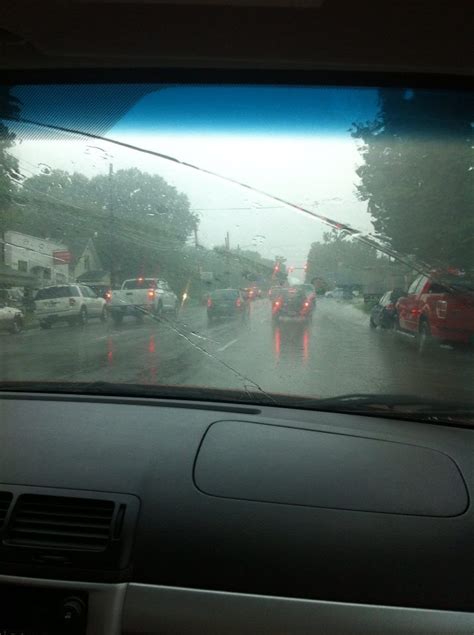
[
  {"left": 207, "top": 289, "right": 249, "bottom": 325},
  {"left": 370, "top": 289, "right": 405, "bottom": 329},
  {"left": 272, "top": 287, "right": 314, "bottom": 323}
]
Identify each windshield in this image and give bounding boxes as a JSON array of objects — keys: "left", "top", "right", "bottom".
[{"left": 0, "top": 82, "right": 473, "bottom": 424}]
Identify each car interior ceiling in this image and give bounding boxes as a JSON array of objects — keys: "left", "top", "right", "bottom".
[{"left": 0, "top": 1, "right": 473, "bottom": 634}]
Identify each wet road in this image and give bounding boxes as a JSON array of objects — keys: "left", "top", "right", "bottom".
[{"left": 1, "top": 299, "right": 473, "bottom": 403}]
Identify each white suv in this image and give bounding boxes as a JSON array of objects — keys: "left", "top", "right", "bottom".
[{"left": 34, "top": 284, "right": 107, "bottom": 329}]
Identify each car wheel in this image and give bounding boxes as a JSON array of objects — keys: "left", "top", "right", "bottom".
[
  {"left": 78, "top": 307, "right": 88, "bottom": 326},
  {"left": 369, "top": 316, "right": 377, "bottom": 329},
  {"left": 100, "top": 307, "right": 108, "bottom": 322},
  {"left": 39, "top": 320, "right": 52, "bottom": 329},
  {"left": 10, "top": 317, "right": 23, "bottom": 334},
  {"left": 417, "top": 320, "right": 433, "bottom": 354}
]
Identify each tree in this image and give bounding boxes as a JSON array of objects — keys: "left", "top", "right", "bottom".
[
  {"left": 13, "top": 167, "right": 199, "bottom": 287},
  {"left": 352, "top": 88, "right": 474, "bottom": 269},
  {"left": 306, "top": 231, "right": 383, "bottom": 288},
  {"left": 0, "top": 87, "right": 22, "bottom": 263}
]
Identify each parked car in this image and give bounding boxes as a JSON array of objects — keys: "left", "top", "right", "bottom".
[
  {"left": 370, "top": 289, "right": 405, "bottom": 329},
  {"left": 34, "top": 284, "right": 107, "bottom": 328},
  {"left": 107, "top": 277, "right": 178, "bottom": 325},
  {"left": 272, "top": 287, "right": 314, "bottom": 323},
  {"left": 0, "top": 303, "right": 24, "bottom": 334},
  {"left": 395, "top": 273, "right": 474, "bottom": 352},
  {"left": 326, "top": 288, "right": 354, "bottom": 300},
  {"left": 207, "top": 289, "right": 249, "bottom": 325}
]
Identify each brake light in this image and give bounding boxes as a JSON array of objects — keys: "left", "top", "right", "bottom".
[
  {"left": 236, "top": 298, "right": 242, "bottom": 307},
  {"left": 304, "top": 301, "right": 310, "bottom": 307},
  {"left": 274, "top": 300, "right": 281, "bottom": 307},
  {"left": 147, "top": 289, "right": 155, "bottom": 299},
  {"left": 69, "top": 298, "right": 76, "bottom": 306},
  {"left": 436, "top": 300, "right": 448, "bottom": 319},
  {"left": 207, "top": 298, "right": 212, "bottom": 308}
]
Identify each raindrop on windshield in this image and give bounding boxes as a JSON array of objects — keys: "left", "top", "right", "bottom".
[{"left": 38, "top": 163, "right": 52, "bottom": 175}]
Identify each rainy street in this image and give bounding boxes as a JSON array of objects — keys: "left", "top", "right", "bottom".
[{"left": 1, "top": 297, "right": 473, "bottom": 404}]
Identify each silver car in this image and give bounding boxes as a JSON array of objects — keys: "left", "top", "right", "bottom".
[{"left": 34, "top": 284, "right": 107, "bottom": 329}]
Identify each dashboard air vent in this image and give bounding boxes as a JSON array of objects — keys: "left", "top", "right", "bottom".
[
  {"left": 7, "top": 494, "right": 115, "bottom": 551},
  {"left": 0, "top": 492, "right": 13, "bottom": 527}
]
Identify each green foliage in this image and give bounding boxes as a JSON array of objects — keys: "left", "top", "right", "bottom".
[
  {"left": 352, "top": 89, "right": 474, "bottom": 269},
  {"left": 11, "top": 167, "right": 199, "bottom": 289},
  {"left": 0, "top": 88, "right": 22, "bottom": 244},
  {"left": 306, "top": 231, "right": 383, "bottom": 287}
]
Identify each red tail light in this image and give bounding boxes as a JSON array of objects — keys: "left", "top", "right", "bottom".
[
  {"left": 207, "top": 298, "right": 213, "bottom": 308},
  {"left": 236, "top": 298, "right": 242, "bottom": 307},
  {"left": 147, "top": 289, "right": 155, "bottom": 299},
  {"left": 303, "top": 301, "right": 310, "bottom": 307},
  {"left": 69, "top": 298, "right": 76, "bottom": 306}
]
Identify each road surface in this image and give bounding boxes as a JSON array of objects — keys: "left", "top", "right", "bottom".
[{"left": 1, "top": 299, "right": 473, "bottom": 404}]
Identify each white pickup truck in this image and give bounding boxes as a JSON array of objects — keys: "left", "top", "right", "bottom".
[{"left": 107, "top": 277, "right": 178, "bottom": 325}]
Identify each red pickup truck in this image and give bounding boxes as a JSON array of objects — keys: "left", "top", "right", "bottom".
[{"left": 395, "top": 273, "right": 474, "bottom": 352}]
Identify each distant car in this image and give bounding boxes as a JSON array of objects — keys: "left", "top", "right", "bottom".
[
  {"left": 325, "top": 288, "right": 343, "bottom": 299},
  {"left": 370, "top": 289, "right": 405, "bottom": 329},
  {"left": 268, "top": 286, "right": 284, "bottom": 300},
  {"left": 207, "top": 289, "right": 249, "bottom": 324},
  {"left": 0, "top": 303, "right": 24, "bottom": 334},
  {"left": 242, "top": 287, "right": 257, "bottom": 301},
  {"left": 108, "top": 278, "right": 178, "bottom": 325},
  {"left": 272, "top": 287, "right": 314, "bottom": 323},
  {"left": 34, "top": 284, "right": 107, "bottom": 328}
]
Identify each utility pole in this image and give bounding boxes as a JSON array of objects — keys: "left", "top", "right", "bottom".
[{"left": 108, "top": 163, "right": 115, "bottom": 288}]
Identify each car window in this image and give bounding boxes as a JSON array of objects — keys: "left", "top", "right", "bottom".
[
  {"left": 2, "top": 81, "right": 473, "bottom": 427},
  {"left": 407, "top": 277, "right": 421, "bottom": 294},
  {"left": 35, "top": 286, "right": 71, "bottom": 300},
  {"left": 211, "top": 290, "right": 239, "bottom": 300},
  {"left": 82, "top": 286, "right": 96, "bottom": 298}
]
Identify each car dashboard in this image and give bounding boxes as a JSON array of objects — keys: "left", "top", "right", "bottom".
[{"left": 0, "top": 391, "right": 472, "bottom": 634}]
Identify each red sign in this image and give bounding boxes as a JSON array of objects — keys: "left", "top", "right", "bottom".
[{"left": 53, "top": 250, "right": 72, "bottom": 264}]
